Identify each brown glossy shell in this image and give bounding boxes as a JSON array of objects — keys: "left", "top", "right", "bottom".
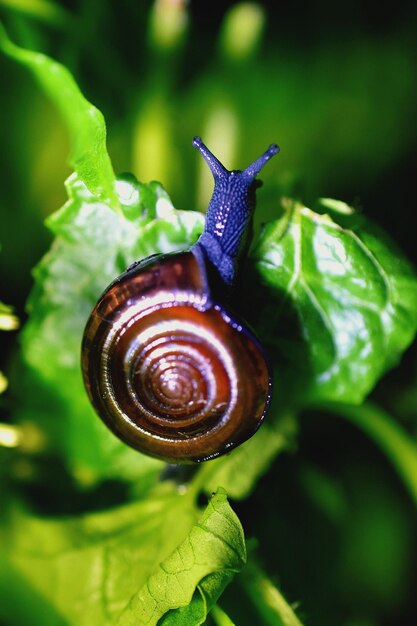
[{"left": 81, "top": 250, "right": 271, "bottom": 463}]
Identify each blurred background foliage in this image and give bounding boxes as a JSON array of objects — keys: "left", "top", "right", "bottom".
[{"left": 0, "top": 1, "right": 416, "bottom": 625}]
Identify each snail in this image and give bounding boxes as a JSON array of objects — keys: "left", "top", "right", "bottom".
[{"left": 82, "top": 137, "right": 279, "bottom": 463}]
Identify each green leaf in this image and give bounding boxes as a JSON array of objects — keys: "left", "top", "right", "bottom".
[
  {"left": 0, "top": 488, "right": 245, "bottom": 626},
  {"left": 194, "top": 409, "right": 297, "bottom": 500},
  {"left": 330, "top": 402, "right": 417, "bottom": 506},
  {"left": 0, "top": 24, "right": 118, "bottom": 209},
  {"left": 249, "top": 199, "right": 417, "bottom": 404},
  {"left": 117, "top": 489, "right": 246, "bottom": 626},
  {"left": 16, "top": 173, "right": 203, "bottom": 481}
]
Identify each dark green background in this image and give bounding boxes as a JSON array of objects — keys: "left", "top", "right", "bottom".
[{"left": 1, "top": 2, "right": 416, "bottom": 625}]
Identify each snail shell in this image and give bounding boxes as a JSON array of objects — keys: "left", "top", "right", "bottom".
[
  {"left": 82, "top": 247, "right": 270, "bottom": 463},
  {"left": 82, "top": 137, "right": 279, "bottom": 463}
]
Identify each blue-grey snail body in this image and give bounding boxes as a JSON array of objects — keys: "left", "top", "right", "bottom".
[{"left": 82, "top": 137, "right": 279, "bottom": 463}]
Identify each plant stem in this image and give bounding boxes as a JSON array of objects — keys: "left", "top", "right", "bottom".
[{"left": 210, "top": 604, "right": 236, "bottom": 626}]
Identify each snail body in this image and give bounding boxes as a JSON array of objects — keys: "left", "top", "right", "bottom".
[{"left": 82, "top": 137, "right": 279, "bottom": 463}]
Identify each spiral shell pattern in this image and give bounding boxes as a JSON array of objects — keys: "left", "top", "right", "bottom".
[{"left": 82, "top": 251, "right": 271, "bottom": 463}]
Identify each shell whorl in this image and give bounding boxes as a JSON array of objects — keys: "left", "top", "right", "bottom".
[{"left": 82, "top": 250, "right": 271, "bottom": 463}]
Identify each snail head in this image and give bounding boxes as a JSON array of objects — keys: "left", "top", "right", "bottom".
[{"left": 192, "top": 136, "right": 279, "bottom": 286}]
